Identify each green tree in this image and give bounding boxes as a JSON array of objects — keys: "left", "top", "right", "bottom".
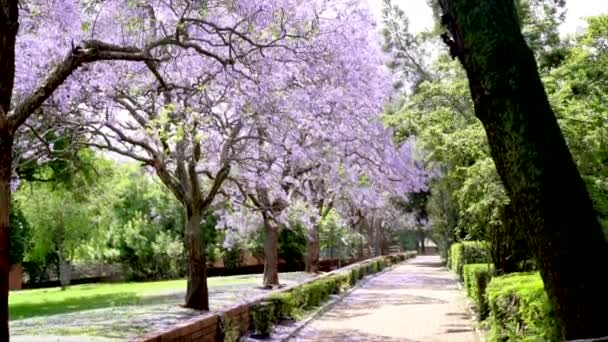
[
  {"left": 438, "top": 0, "right": 608, "bottom": 338},
  {"left": 18, "top": 184, "right": 105, "bottom": 288}
]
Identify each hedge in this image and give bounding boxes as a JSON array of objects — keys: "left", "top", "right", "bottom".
[
  {"left": 463, "top": 263, "right": 494, "bottom": 321},
  {"left": 250, "top": 252, "right": 416, "bottom": 336},
  {"left": 486, "top": 272, "right": 560, "bottom": 342},
  {"left": 450, "top": 241, "right": 491, "bottom": 279}
]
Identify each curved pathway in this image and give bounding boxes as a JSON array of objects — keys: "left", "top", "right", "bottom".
[{"left": 291, "top": 255, "right": 479, "bottom": 342}]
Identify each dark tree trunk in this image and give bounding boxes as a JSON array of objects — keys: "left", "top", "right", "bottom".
[
  {"left": 184, "top": 207, "right": 209, "bottom": 310},
  {"left": 439, "top": 0, "right": 608, "bottom": 339},
  {"left": 305, "top": 225, "right": 320, "bottom": 273},
  {"left": 0, "top": 138, "right": 12, "bottom": 340},
  {"left": 490, "top": 204, "right": 531, "bottom": 275},
  {"left": 262, "top": 218, "right": 279, "bottom": 288},
  {"left": 379, "top": 229, "right": 390, "bottom": 255},
  {"left": 357, "top": 225, "right": 365, "bottom": 260},
  {"left": 417, "top": 229, "right": 426, "bottom": 255},
  {"left": 1, "top": 3, "right": 19, "bottom": 338}
]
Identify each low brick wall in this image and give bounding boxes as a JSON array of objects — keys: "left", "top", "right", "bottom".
[{"left": 136, "top": 252, "right": 417, "bottom": 342}]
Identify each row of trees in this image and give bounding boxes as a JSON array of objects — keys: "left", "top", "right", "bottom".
[
  {"left": 381, "top": 0, "right": 608, "bottom": 338},
  {"left": 10, "top": 157, "right": 382, "bottom": 287}
]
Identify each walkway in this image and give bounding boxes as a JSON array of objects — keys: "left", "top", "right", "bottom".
[{"left": 291, "top": 255, "right": 479, "bottom": 342}]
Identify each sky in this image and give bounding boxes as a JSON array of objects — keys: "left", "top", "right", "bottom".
[{"left": 367, "top": 0, "right": 608, "bottom": 35}]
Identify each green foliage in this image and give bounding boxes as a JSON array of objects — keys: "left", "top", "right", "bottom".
[
  {"left": 463, "top": 263, "right": 494, "bottom": 321},
  {"left": 251, "top": 301, "right": 275, "bottom": 336},
  {"left": 244, "top": 223, "right": 307, "bottom": 268},
  {"left": 385, "top": 10, "right": 607, "bottom": 270},
  {"left": 17, "top": 157, "right": 112, "bottom": 273},
  {"left": 319, "top": 210, "right": 363, "bottom": 260},
  {"left": 268, "top": 292, "right": 298, "bottom": 320},
  {"left": 450, "top": 241, "right": 491, "bottom": 279},
  {"left": 222, "top": 245, "right": 244, "bottom": 270},
  {"left": 278, "top": 225, "right": 306, "bottom": 268},
  {"left": 9, "top": 203, "right": 30, "bottom": 265},
  {"left": 544, "top": 15, "right": 608, "bottom": 235},
  {"left": 101, "top": 164, "right": 187, "bottom": 281},
  {"left": 220, "top": 316, "right": 241, "bottom": 342},
  {"left": 107, "top": 212, "right": 185, "bottom": 280},
  {"left": 486, "top": 273, "right": 560, "bottom": 341}
]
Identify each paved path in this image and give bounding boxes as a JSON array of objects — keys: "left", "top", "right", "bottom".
[{"left": 291, "top": 255, "right": 479, "bottom": 342}]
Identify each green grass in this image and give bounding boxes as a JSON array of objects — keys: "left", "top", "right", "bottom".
[{"left": 9, "top": 275, "right": 259, "bottom": 320}]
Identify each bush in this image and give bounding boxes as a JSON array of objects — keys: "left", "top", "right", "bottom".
[
  {"left": 486, "top": 273, "right": 560, "bottom": 342},
  {"left": 278, "top": 225, "right": 307, "bottom": 269},
  {"left": 268, "top": 292, "right": 298, "bottom": 321},
  {"left": 450, "top": 241, "right": 490, "bottom": 279},
  {"left": 109, "top": 213, "right": 185, "bottom": 280},
  {"left": 251, "top": 301, "right": 275, "bottom": 336},
  {"left": 463, "top": 263, "right": 494, "bottom": 321}
]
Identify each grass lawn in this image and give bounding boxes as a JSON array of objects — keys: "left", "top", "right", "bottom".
[{"left": 9, "top": 274, "right": 260, "bottom": 320}]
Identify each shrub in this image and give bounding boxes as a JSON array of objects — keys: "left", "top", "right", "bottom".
[
  {"left": 378, "top": 259, "right": 386, "bottom": 270},
  {"left": 251, "top": 301, "right": 275, "bottom": 336},
  {"left": 349, "top": 268, "right": 359, "bottom": 285},
  {"left": 486, "top": 273, "right": 560, "bottom": 342},
  {"left": 336, "top": 272, "right": 351, "bottom": 291},
  {"left": 220, "top": 316, "right": 241, "bottom": 342},
  {"left": 463, "top": 263, "right": 494, "bottom": 321},
  {"left": 268, "top": 292, "right": 297, "bottom": 320},
  {"left": 450, "top": 241, "right": 491, "bottom": 279}
]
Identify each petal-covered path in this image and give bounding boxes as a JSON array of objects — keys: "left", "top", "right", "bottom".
[{"left": 291, "top": 255, "right": 479, "bottom": 342}]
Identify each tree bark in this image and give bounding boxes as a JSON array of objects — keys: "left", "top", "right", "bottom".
[
  {"left": 305, "top": 225, "right": 320, "bottom": 273},
  {"left": 417, "top": 229, "right": 426, "bottom": 255},
  {"left": 0, "top": 3, "right": 19, "bottom": 337},
  {"left": 379, "top": 229, "right": 390, "bottom": 255},
  {"left": 58, "top": 256, "right": 71, "bottom": 289},
  {"left": 439, "top": 0, "right": 608, "bottom": 339},
  {"left": 0, "top": 136, "right": 12, "bottom": 341},
  {"left": 262, "top": 218, "right": 279, "bottom": 288},
  {"left": 184, "top": 207, "right": 209, "bottom": 310}
]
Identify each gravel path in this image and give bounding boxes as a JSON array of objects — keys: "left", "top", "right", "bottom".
[{"left": 290, "top": 255, "right": 479, "bottom": 342}]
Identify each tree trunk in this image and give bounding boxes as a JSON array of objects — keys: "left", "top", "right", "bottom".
[
  {"left": 380, "top": 230, "right": 390, "bottom": 255},
  {"left": 440, "top": 0, "right": 608, "bottom": 339},
  {"left": 184, "top": 207, "right": 209, "bottom": 310},
  {"left": 491, "top": 204, "right": 530, "bottom": 275},
  {"left": 417, "top": 229, "right": 426, "bottom": 255},
  {"left": 1, "top": 3, "right": 19, "bottom": 339},
  {"left": 0, "top": 138, "right": 12, "bottom": 340},
  {"left": 357, "top": 225, "right": 365, "bottom": 260},
  {"left": 262, "top": 219, "right": 279, "bottom": 288},
  {"left": 58, "top": 256, "right": 71, "bottom": 289},
  {"left": 305, "top": 225, "right": 320, "bottom": 273}
]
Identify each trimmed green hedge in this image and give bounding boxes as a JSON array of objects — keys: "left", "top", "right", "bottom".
[
  {"left": 463, "top": 263, "right": 494, "bottom": 321},
  {"left": 450, "top": 241, "right": 491, "bottom": 279},
  {"left": 250, "top": 252, "right": 416, "bottom": 336},
  {"left": 486, "top": 273, "right": 560, "bottom": 342}
]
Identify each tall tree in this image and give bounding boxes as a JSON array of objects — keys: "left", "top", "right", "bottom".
[{"left": 438, "top": 0, "right": 608, "bottom": 339}]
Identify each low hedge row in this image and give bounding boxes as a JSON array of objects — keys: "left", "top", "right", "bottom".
[
  {"left": 486, "top": 272, "right": 560, "bottom": 342},
  {"left": 250, "top": 252, "right": 416, "bottom": 336},
  {"left": 450, "top": 241, "right": 491, "bottom": 280},
  {"left": 462, "top": 263, "right": 493, "bottom": 321}
]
